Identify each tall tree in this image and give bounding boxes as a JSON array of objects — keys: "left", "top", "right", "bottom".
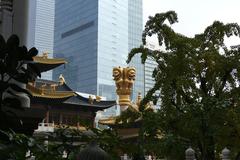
[{"left": 127, "top": 11, "right": 240, "bottom": 159}]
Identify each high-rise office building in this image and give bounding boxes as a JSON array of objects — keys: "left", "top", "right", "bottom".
[
  {"left": 128, "top": 0, "right": 143, "bottom": 99},
  {"left": 144, "top": 42, "right": 160, "bottom": 95},
  {"left": 53, "top": 0, "right": 142, "bottom": 101},
  {"left": 27, "top": 0, "right": 55, "bottom": 80},
  {"left": 144, "top": 58, "right": 158, "bottom": 94}
]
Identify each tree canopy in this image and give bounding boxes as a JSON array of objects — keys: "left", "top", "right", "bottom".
[{"left": 127, "top": 11, "right": 240, "bottom": 159}]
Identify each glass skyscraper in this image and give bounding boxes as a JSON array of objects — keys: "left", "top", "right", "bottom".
[
  {"left": 144, "top": 42, "right": 160, "bottom": 97},
  {"left": 53, "top": 0, "right": 142, "bottom": 101},
  {"left": 27, "top": 0, "right": 55, "bottom": 80},
  {"left": 128, "top": 0, "right": 144, "bottom": 100}
]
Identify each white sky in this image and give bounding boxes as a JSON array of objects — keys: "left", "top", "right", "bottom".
[{"left": 143, "top": 0, "right": 240, "bottom": 46}]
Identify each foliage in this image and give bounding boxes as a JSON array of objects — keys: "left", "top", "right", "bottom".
[
  {"left": 91, "top": 128, "right": 120, "bottom": 159},
  {"left": 0, "top": 128, "right": 81, "bottom": 160},
  {"left": 0, "top": 125, "right": 121, "bottom": 160},
  {"left": 127, "top": 11, "right": 240, "bottom": 159}
]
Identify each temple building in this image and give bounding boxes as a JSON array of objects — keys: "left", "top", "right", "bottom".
[
  {"left": 5, "top": 54, "right": 116, "bottom": 135},
  {"left": 31, "top": 54, "right": 116, "bottom": 132},
  {"left": 0, "top": 0, "right": 117, "bottom": 134}
]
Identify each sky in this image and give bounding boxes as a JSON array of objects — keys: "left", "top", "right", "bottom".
[{"left": 143, "top": 0, "right": 240, "bottom": 46}]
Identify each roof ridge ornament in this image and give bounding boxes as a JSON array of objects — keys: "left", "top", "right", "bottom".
[
  {"left": 136, "top": 92, "right": 142, "bottom": 107},
  {"left": 40, "top": 83, "right": 47, "bottom": 95},
  {"left": 42, "top": 51, "right": 49, "bottom": 59},
  {"left": 89, "top": 95, "right": 94, "bottom": 104},
  {"left": 113, "top": 66, "right": 136, "bottom": 111},
  {"left": 96, "top": 95, "right": 102, "bottom": 102},
  {"left": 50, "top": 83, "right": 58, "bottom": 92},
  {"left": 59, "top": 74, "right": 66, "bottom": 85}
]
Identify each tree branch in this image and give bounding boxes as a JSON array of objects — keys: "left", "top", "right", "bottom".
[{"left": 215, "top": 69, "right": 232, "bottom": 98}]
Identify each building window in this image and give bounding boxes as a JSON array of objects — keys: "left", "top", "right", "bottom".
[{"left": 61, "top": 21, "right": 94, "bottom": 38}]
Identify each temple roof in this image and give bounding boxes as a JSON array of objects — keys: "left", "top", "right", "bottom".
[
  {"left": 33, "top": 56, "right": 67, "bottom": 73},
  {"left": 98, "top": 116, "right": 141, "bottom": 139},
  {"left": 98, "top": 95, "right": 154, "bottom": 126},
  {"left": 64, "top": 94, "right": 116, "bottom": 110},
  {"left": 28, "top": 79, "right": 116, "bottom": 110},
  {"left": 98, "top": 116, "right": 117, "bottom": 125},
  {"left": 98, "top": 116, "right": 141, "bottom": 128},
  {"left": 27, "top": 79, "right": 76, "bottom": 105},
  {"left": 98, "top": 102, "right": 142, "bottom": 126},
  {"left": 30, "top": 55, "right": 116, "bottom": 110}
]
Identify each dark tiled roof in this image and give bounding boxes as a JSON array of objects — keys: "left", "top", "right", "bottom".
[
  {"left": 64, "top": 95, "right": 116, "bottom": 110},
  {"left": 31, "top": 79, "right": 116, "bottom": 110},
  {"left": 33, "top": 56, "right": 66, "bottom": 73}
]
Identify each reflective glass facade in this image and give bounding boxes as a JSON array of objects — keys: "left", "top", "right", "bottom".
[
  {"left": 53, "top": 0, "right": 128, "bottom": 100},
  {"left": 128, "top": 0, "right": 144, "bottom": 99},
  {"left": 144, "top": 42, "right": 160, "bottom": 109},
  {"left": 144, "top": 58, "right": 157, "bottom": 94},
  {"left": 27, "top": 0, "right": 55, "bottom": 80},
  {"left": 53, "top": 0, "right": 143, "bottom": 117},
  {"left": 53, "top": 0, "right": 98, "bottom": 94},
  {"left": 98, "top": 0, "right": 128, "bottom": 100}
]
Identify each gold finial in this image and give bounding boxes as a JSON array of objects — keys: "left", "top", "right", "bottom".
[
  {"left": 144, "top": 102, "right": 155, "bottom": 111},
  {"left": 50, "top": 84, "right": 58, "bottom": 92},
  {"left": 113, "top": 66, "right": 136, "bottom": 108},
  {"left": 96, "top": 95, "right": 102, "bottom": 102},
  {"left": 59, "top": 74, "right": 66, "bottom": 85},
  {"left": 89, "top": 95, "right": 94, "bottom": 104},
  {"left": 136, "top": 92, "right": 142, "bottom": 107},
  {"left": 28, "top": 81, "right": 36, "bottom": 87},
  {"left": 42, "top": 52, "right": 49, "bottom": 59},
  {"left": 40, "top": 83, "right": 47, "bottom": 95}
]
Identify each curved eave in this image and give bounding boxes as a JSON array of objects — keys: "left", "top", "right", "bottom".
[
  {"left": 99, "top": 119, "right": 140, "bottom": 139},
  {"left": 33, "top": 56, "right": 67, "bottom": 64},
  {"left": 64, "top": 95, "right": 116, "bottom": 110},
  {"left": 75, "top": 94, "right": 117, "bottom": 106},
  {"left": 99, "top": 117, "right": 142, "bottom": 128},
  {"left": 33, "top": 56, "right": 67, "bottom": 72},
  {"left": 30, "top": 93, "right": 75, "bottom": 105},
  {"left": 31, "top": 92, "right": 76, "bottom": 99},
  {"left": 54, "top": 125, "right": 87, "bottom": 131},
  {"left": 63, "top": 101, "right": 116, "bottom": 111},
  {"left": 98, "top": 117, "right": 117, "bottom": 125},
  {"left": 27, "top": 84, "right": 76, "bottom": 99}
]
